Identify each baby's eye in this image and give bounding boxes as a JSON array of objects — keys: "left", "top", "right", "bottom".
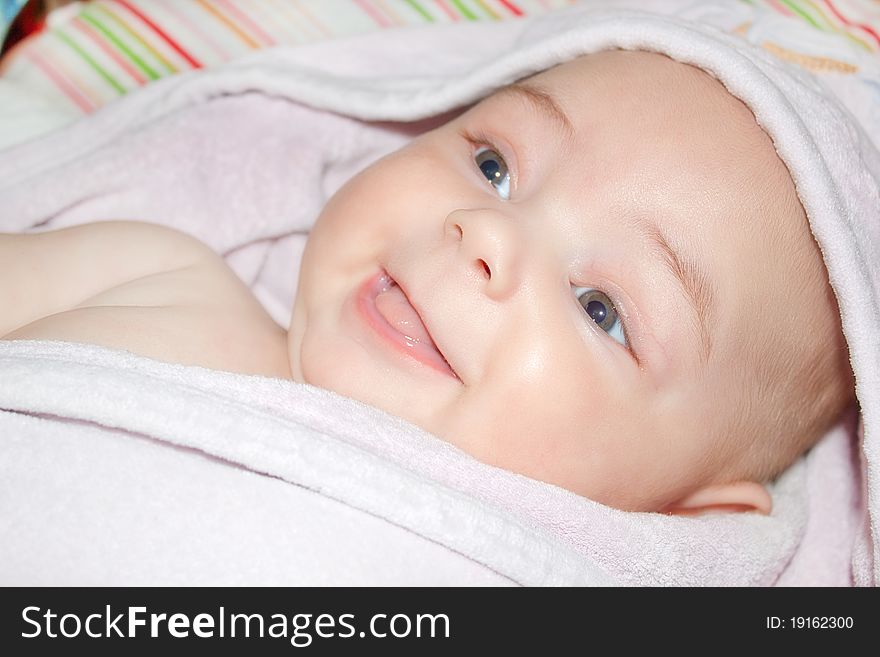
[
  {"left": 474, "top": 147, "right": 511, "bottom": 200},
  {"left": 573, "top": 287, "right": 628, "bottom": 348}
]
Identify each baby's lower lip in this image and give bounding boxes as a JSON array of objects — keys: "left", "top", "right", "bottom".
[{"left": 355, "top": 270, "right": 458, "bottom": 379}]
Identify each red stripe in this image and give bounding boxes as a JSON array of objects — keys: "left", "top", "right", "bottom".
[
  {"left": 215, "top": 0, "right": 277, "bottom": 45},
  {"left": 497, "top": 0, "right": 523, "bottom": 17},
  {"left": 111, "top": 0, "right": 203, "bottom": 68},
  {"left": 26, "top": 49, "right": 94, "bottom": 112},
  {"left": 767, "top": 0, "right": 794, "bottom": 17},
  {"left": 434, "top": 0, "right": 459, "bottom": 21},
  {"left": 72, "top": 17, "right": 147, "bottom": 84},
  {"left": 355, "top": 0, "right": 392, "bottom": 27},
  {"left": 822, "top": 0, "right": 880, "bottom": 48},
  {"left": 155, "top": 0, "right": 229, "bottom": 61}
]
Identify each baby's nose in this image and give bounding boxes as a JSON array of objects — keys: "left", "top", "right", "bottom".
[{"left": 444, "top": 208, "right": 523, "bottom": 301}]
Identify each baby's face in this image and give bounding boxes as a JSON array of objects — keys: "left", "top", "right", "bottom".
[{"left": 289, "top": 50, "right": 819, "bottom": 512}]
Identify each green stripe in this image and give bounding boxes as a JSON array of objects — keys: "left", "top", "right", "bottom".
[
  {"left": 404, "top": 0, "right": 434, "bottom": 22},
  {"left": 804, "top": 0, "right": 842, "bottom": 32},
  {"left": 802, "top": 0, "right": 873, "bottom": 51},
  {"left": 780, "top": 0, "right": 871, "bottom": 51},
  {"left": 779, "top": 0, "right": 821, "bottom": 29},
  {"left": 55, "top": 28, "right": 127, "bottom": 94},
  {"left": 92, "top": 3, "right": 176, "bottom": 75},
  {"left": 449, "top": 0, "right": 478, "bottom": 21},
  {"left": 80, "top": 10, "right": 160, "bottom": 80}
]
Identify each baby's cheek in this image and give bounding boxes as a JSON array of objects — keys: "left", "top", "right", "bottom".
[
  {"left": 316, "top": 176, "right": 410, "bottom": 254},
  {"left": 455, "top": 360, "right": 610, "bottom": 457}
]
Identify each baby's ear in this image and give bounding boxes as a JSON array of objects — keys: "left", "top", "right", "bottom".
[{"left": 663, "top": 481, "right": 772, "bottom": 516}]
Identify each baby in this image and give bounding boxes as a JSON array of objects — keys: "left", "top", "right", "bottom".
[{"left": 0, "top": 49, "right": 855, "bottom": 516}]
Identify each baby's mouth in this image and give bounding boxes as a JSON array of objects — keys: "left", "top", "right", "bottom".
[{"left": 357, "top": 270, "right": 458, "bottom": 379}]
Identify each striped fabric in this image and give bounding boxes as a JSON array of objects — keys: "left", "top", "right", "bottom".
[
  {"left": 0, "top": 0, "right": 578, "bottom": 112},
  {"left": 4, "top": 0, "right": 878, "bottom": 114},
  {"left": 744, "top": 0, "right": 880, "bottom": 52}
]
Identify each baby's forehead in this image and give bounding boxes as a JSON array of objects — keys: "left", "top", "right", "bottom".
[
  {"left": 482, "top": 50, "right": 784, "bottom": 192},
  {"left": 525, "top": 50, "right": 755, "bottom": 125}
]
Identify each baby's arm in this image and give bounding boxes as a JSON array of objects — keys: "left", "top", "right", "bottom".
[{"left": 0, "top": 221, "right": 219, "bottom": 337}]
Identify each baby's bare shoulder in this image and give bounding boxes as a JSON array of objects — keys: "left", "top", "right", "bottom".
[
  {"left": 0, "top": 221, "right": 222, "bottom": 335},
  {"left": 1, "top": 222, "right": 290, "bottom": 377},
  {"left": 39, "top": 220, "right": 221, "bottom": 274}
]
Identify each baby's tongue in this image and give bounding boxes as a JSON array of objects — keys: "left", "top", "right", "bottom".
[{"left": 374, "top": 284, "right": 435, "bottom": 346}]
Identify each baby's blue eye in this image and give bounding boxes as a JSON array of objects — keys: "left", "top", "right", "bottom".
[
  {"left": 475, "top": 147, "right": 511, "bottom": 200},
  {"left": 573, "top": 287, "right": 627, "bottom": 348}
]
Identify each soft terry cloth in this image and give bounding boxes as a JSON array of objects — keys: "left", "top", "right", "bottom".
[{"left": 1, "top": 0, "right": 877, "bottom": 585}]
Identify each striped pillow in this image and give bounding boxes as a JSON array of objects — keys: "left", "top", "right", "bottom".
[{"left": 0, "top": 0, "right": 578, "bottom": 112}]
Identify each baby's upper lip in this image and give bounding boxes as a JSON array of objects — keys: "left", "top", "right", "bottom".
[{"left": 387, "top": 269, "right": 459, "bottom": 381}]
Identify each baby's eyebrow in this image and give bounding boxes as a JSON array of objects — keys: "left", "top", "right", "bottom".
[
  {"left": 633, "top": 219, "right": 715, "bottom": 365},
  {"left": 495, "top": 82, "right": 575, "bottom": 141},
  {"left": 496, "top": 81, "right": 713, "bottom": 364}
]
